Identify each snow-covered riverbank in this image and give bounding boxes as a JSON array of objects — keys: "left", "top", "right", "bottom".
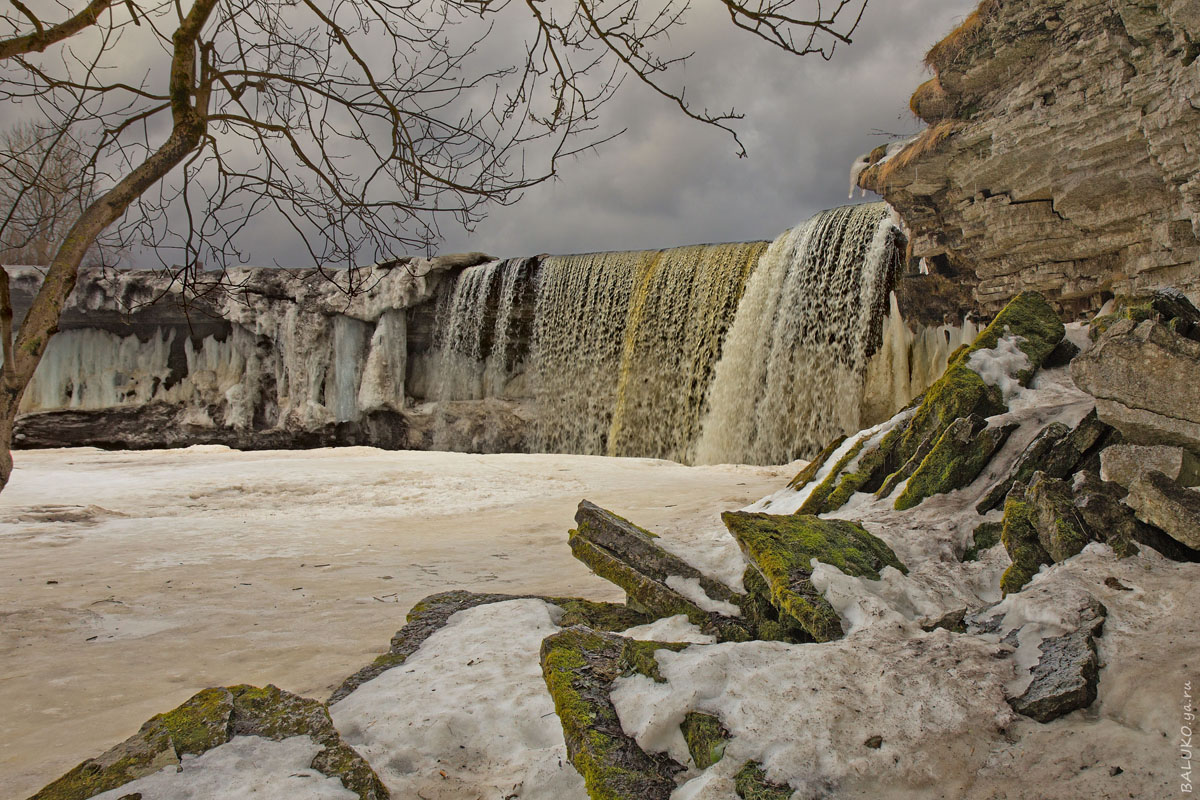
[{"left": 0, "top": 447, "right": 793, "bottom": 798}]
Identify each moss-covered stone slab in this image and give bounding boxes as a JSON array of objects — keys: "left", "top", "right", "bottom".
[
  {"left": 540, "top": 626, "right": 686, "bottom": 800},
  {"left": 949, "top": 291, "right": 1065, "bottom": 384},
  {"left": 740, "top": 567, "right": 813, "bottom": 643},
  {"left": 330, "top": 589, "right": 650, "bottom": 703},
  {"left": 1088, "top": 290, "right": 1200, "bottom": 344},
  {"left": 33, "top": 685, "right": 387, "bottom": 800},
  {"left": 1026, "top": 472, "right": 1093, "bottom": 563},
  {"left": 722, "top": 512, "right": 906, "bottom": 642},
  {"left": 733, "top": 761, "right": 792, "bottom": 800},
  {"left": 894, "top": 415, "right": 1018, "bottom": 510},
  {"left": 570, "top": 500, "right": 754, "bottom": 642},
  {"left": 680, "top": 712, "right": 730, "bottom": 770},
  {"left": 999, "top": 483, "right": 1053, "bottom": 595},
  {"left": 787, "top": 435, "right": 845, "bottom": 490}
]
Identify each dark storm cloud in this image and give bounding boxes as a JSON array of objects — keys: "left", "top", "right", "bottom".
[{"left": 433, "top": 0, "right": 977, "bottom": 258}]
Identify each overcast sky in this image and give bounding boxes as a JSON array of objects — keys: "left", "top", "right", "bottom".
[{"left": 429, "top": 0, "right": 977, "bottom": 258}]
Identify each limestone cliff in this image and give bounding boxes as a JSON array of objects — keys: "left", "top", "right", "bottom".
[{"left": 859, "top": 0, "right": 1200, "bottom": 314}]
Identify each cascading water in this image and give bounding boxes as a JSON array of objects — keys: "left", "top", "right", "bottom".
[
  {"left": 693, "top": 203, "right": 902, "bottom": 465},
  {"left": 526, "top": 243, "right": 765, "bottom": 460}
]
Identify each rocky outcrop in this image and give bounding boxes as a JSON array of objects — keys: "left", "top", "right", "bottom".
[
  {"left": 1100, "top": 444, "right": 1200, "bottom": 487},
  {"left": 568, "top": 501, "right": 755, "bottom": 642},
  {"left": 858, "top": 0, "right": 1200, "bottom": 313},
  {"left": 721, "top": 512, "right": 907, "bottom": 642},
  {"left": 893, "top": 415, "right": 1017, "bottom": 510},
  {"left": 540, "top": 626, "right": 686, "bottom": 800},
  {"left": 1072, "top": 317, "right": 1200, "bottom": 453},
  {"left": 32, "top": 684, "right": 387, "bottom": 800},
  {"left": 1125, "top": 470, "right": 1200, "bottom": 549}
]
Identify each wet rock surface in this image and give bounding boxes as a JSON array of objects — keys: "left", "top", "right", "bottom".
[{"left": 1009, "top": 601, "right": 1106, "bottom": 723}]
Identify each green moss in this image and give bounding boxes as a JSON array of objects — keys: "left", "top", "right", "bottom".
[
  {"left": 787, "top": 435, "right": 845, "bottom": 490},
  {"left": 680, "top": 712, "right": 730, "bottom": 770},
  {"left": 733, "top": 761, "right": 792, "bottom": 800},
  {"left": 796, "top": 437, "right": 866, "bottom": 515},
  {"left": 549, "top": 597, "right": 652, "bottom": 631},
  {"left": 740, "top": 567, "right": 812, "bottom": 643},
  {"left": 32, "top": 688, "right": 235, "bottom": 800},
  {"left": 964, "top": 521, "right": 1003, "bottom": 561},
  {"left": 894, "top": 418, "right": 1015, "bottom": 510},
  {"left": 951, "top": 291, "right": 1064, "bottom": 384},
  {"left": 999, "top": 492, "right": 1051, "bottom": 595},
  {"left": 723, "top": 512, "right": 906, "bottom": 642},
  {"left": 540, "top": 628, "right": 681, "bottom": 800},
  {"left": 619, "top": 640, "right": 691, "bottom": 683}
]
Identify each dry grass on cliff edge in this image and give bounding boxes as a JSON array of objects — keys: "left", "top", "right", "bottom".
[
  {"left": 863, "top": 120, "right": 964, "bottom": 189},
  {"left": 925, "top": 0, "right": 1001, "bottom": 74}
]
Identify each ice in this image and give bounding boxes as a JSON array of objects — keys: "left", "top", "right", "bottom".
[{"left": 620, "top": 614, "right": 716, "bottom": 644}]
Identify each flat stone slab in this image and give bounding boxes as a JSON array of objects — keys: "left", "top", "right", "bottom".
[
  {"left": 1126, "top": 470, "right": 1200, "bottom": 550},
  {"left": 1101, "top": 444, "right": 1200, "bottom": 488},
  {"left": 1009, "top": 601, "right": 1106, "bottom": 723}
]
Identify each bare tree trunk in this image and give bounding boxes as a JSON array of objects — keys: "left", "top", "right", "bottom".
[{"left": 0, "top": 0, "right": 217, "bottom": 493}]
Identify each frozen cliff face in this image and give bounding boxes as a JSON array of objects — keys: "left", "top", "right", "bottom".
[
  {"left": 858, "top": 0, "right": 1200, "bottom": 314},
  {"left": 10, "top": 255, "right": 490, "bottom": 449}
]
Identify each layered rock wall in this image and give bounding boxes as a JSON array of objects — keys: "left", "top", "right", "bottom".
[{"left": 859, "top": 0, "right": 1200, "bottom": 314}]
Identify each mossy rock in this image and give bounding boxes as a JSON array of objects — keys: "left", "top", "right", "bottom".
[
  {"left": 1026, "top": 472, "right": 1092, "bottom": 563},
  {"left": 787, "top": 435, "right": 845, "bottom": 490},
  {"left": 796, "top": 435, "right": 870, "bottom": 514},
  {"left": 740, "top": 567, "right": 813, "bottom": 643},
  {"left": 999, "top": 484, "right": 1052, "bottom": 595},
  {"left": 722, "top": 512, "right": 906, "bottom": 642},
  {"left": 977, "top": 421, "right": 1071, "bottom": 513},
  {"left": 619, "top": 639, "right": 691, "bottom": 683},
  {"left": 733, "top": 761, "right": 792, "bottom": 800},
  {"left": 33, "top": 685, "right": 387, "bottom": 800},
  {"left": 569, "top": 501, "right": 754, "bottom": 642},
  {"left": 949, "top": 291, "right": 1065, "bottom": 384},
  {"left": 541, "top": 626, "right": 685, "bottom": 800},
  {"left": 894, "top": 416, "right": 1018, "bottom": 510},
  {"left": 1090, "top": 290, "right": 1200, "bottom": 343},
  {"left": 964, "top": 520, "right": 1003, "bottom": 561},
  {"left": 680, "top": 712, "right": 730, "bottom": 770}
]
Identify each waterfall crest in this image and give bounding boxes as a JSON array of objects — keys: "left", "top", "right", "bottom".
[{"left": 694, "top": 203, "right": 901, "bottom": 465}]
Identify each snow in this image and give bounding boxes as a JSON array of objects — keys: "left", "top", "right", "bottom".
[
  {"left": 330, "top": 598, "right": 586, "bottom": 800},
  {"left": 89, "top": 736, "right": 357, "bottom": 800},
  {"left": 620, "top": 614, "right": 716, "bottom": 644},
  {"left": 967, "top": 333, "right": 1031, "bottom": 403},
  {"left": 666, "top": 576, "right": 742, "bottom": 617},
  {"left": 2, "top": 446, "right": 791, "bottom": 799}
]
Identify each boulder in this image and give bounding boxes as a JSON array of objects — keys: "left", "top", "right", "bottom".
[
  {"left": 568, "top": 501, "right": 754, "bottom": 642},
  {"left": 540, "top": 627, "right": 686, "bottom": 800},
  {"left": 1026, "top": 472, "right": 1092, "bottom": 563},
  {"left": 963, "top": 520, "right": 1003, "bottom": 562},
  {"left": 1072, "top": 318, "right": 1200, "bottom": 453},
  {"left": 1089, "top": 291, "right": 1200, "bottom": 344},
  {"left": 1125, "top": 471, "right": 1200, "bottom": 551},
  {"left": 893, "top": 415, "right": 1018, "bottom": 510},
  {"left": 722, "top": 512, "right": 906, "bottom": 642},
  {"left": 999, "top": 483, "right": 1053, "bottom": 595},
  {"left": 1069, "top": 471, "right": 1143, "bottom": 558},
  {"left": 804, "top": 291, "right": 1064, "bottom": 514},
  {"left": 1009, "top": 601, "right": 1106, "bottom": 723},
  {"left": 1100, "top": 444, "right": 1200, "bottom": 488},
  {"left": 976, "top": 421, "right": 1070, "bottom": 513},
  {"left": 33, "top": 685, "right": 387, "bottom": 800}
]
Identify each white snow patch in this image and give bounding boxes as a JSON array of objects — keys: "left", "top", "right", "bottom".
[
  {"left": 611, "top": 633, "right": 1015, "bottom": 798},
  {"left": 655, "top": 522, "right": 748, "bottom": 593},
  {"left": 330, "top": 598, "right": 586, "bottom": 800},
  {"left": 90, "top": 736, "right": 355, "bottom": 800},
  {"left": 967, "top": 333, "right": 1031, "bottom": 403},
  {"left": 620, "top": 614, "right": 716, "bottom": 644},
  {"left": 666, "top": 576, "right": 742, "bottom": 617}
]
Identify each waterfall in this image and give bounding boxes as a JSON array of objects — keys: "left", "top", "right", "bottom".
[
  {"left": 527, "top": 243, "right": 764, "bottom": 460},
  {"left": 694, "top": 203, "right": 901, "bottom": 465},
  {"left": 427, "top": 257, "right": 533, "bottom": 404}
]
